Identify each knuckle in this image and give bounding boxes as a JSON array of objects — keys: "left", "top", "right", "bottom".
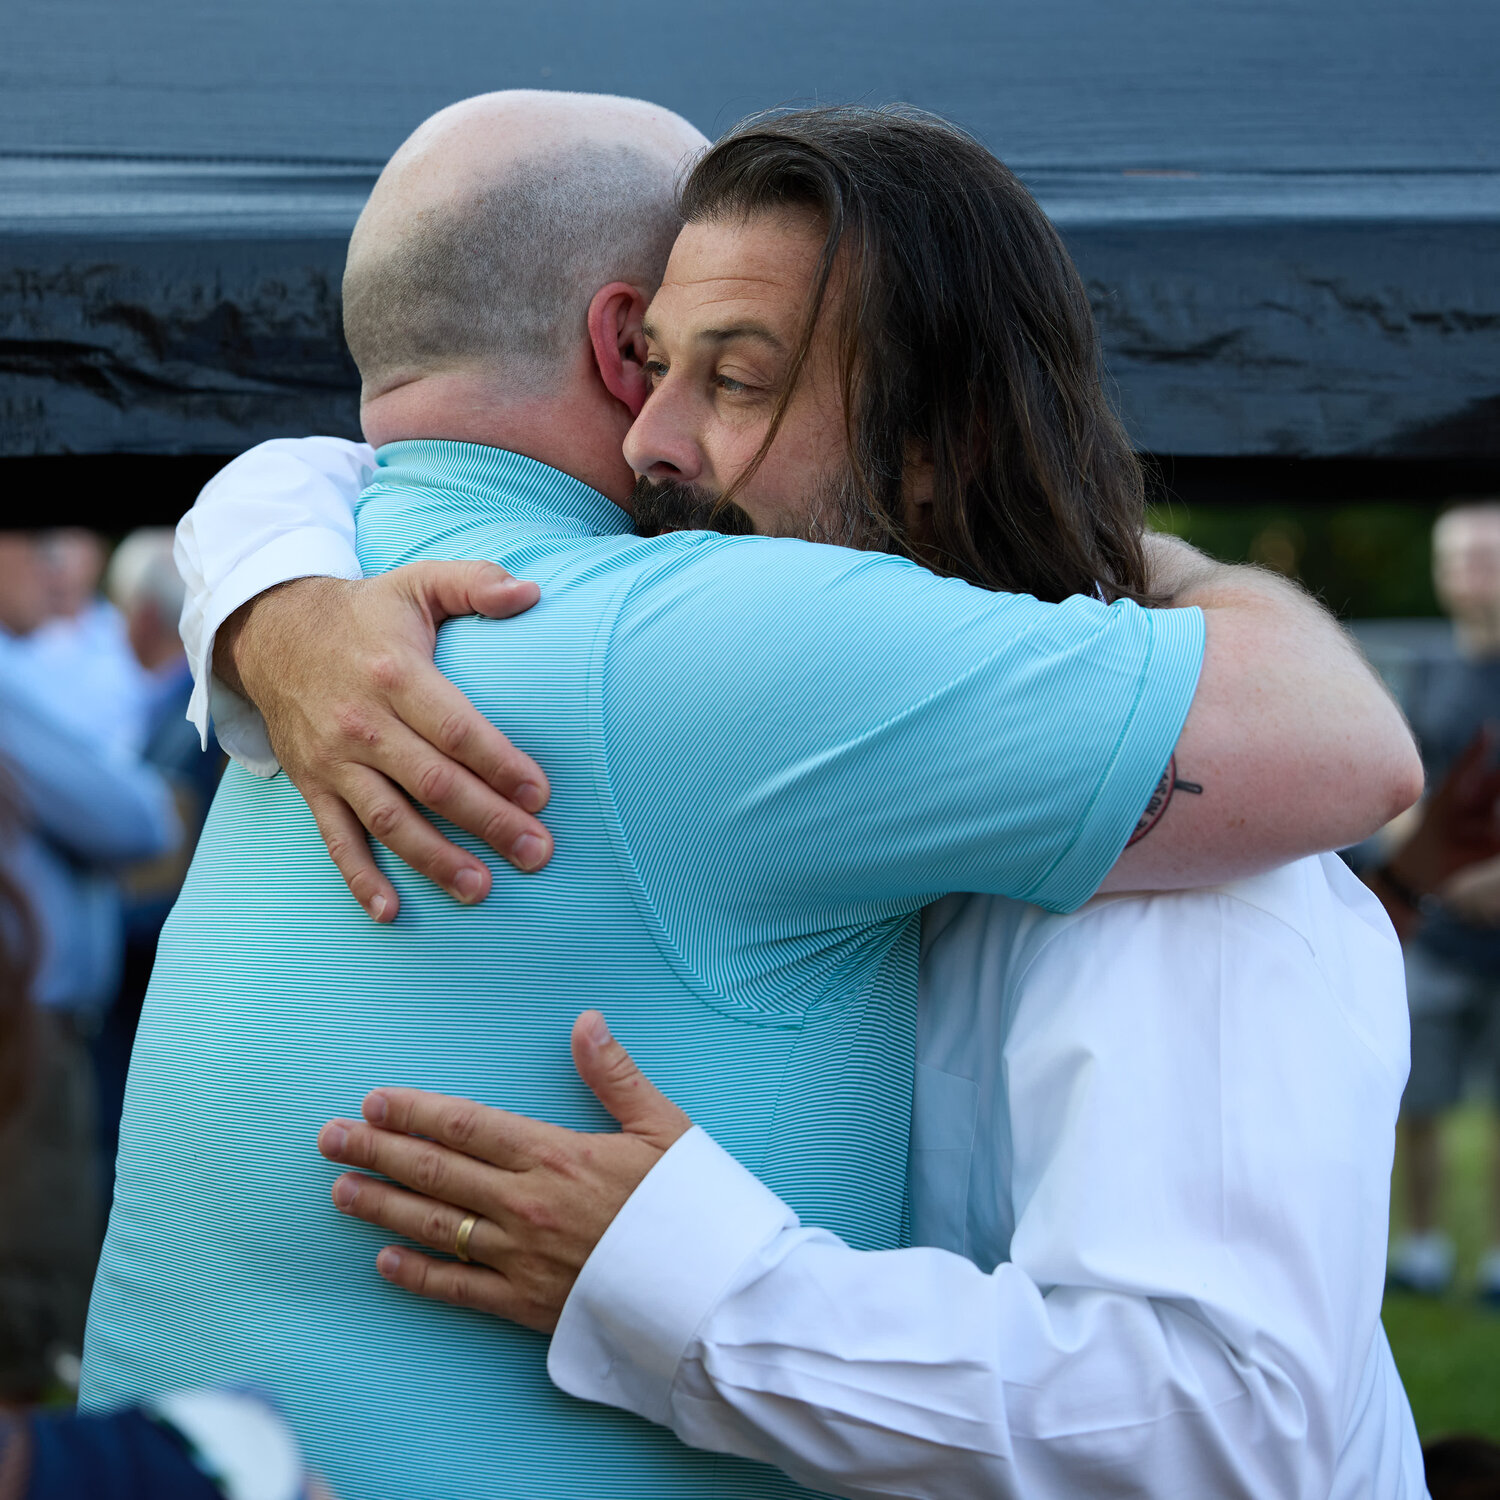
[
  {"left": 346, "top": 877, "right": 385, "bottom": 914},
  {"left": 414, "top": 759, "right": 457, "bottom": 806},
  {"left": 478, "top": 808, "right": 521, "bottom": 849},
  {"left": 367, "top": 653, "right": 406, "bottom": 696},
  {"left": 510, "top": 1194, "right": 555, "bottom": 1233},
  {"left": 331, "top": 702, "right": 377, "bottom": 748},
  {"left": 435, "top": 712, "right": 473, "bottom": 757},
  {"left": 420, "top": 1205, "right": 452, "bottom": 1247},
  {"left": 324, "top": 829, "right": 360, "bottom": 866},
  {"left": 603, "top": 1050, "right": 638, "bottom": 1084},
  {"left": 532, "top": 1140, "right": 575, "bottom": 1180},
  {"left": 341, "top": 1133, "right": 373, "bottom": 1168},
  {"left": 410, "top": 1149, "right": 449, "bottom": 1197},
  {"left": 440, "top": 1106, "right": 477, "bottom": 1150},
  {"left": 364, "top": 801, "right": 405, "bottom": 841}
]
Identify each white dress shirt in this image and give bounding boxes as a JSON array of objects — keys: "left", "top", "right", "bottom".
[
  {"left": 177, "top": 439, "right": 1428, "bottom": 1498},
  {"left": 176, "top": 437, "right": 371, "bottom": 775},
  {"left": 554, "top": 860, "right": 1427, "bottom": 1499}
]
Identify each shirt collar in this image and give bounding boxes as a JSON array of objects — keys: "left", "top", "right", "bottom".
[{"left": 366, "top": 440, "right": 634, "bottom": 538}]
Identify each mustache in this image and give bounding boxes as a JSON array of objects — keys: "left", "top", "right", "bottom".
[{"left": 630, "top": 477, "right": 757, "bottom": 539}]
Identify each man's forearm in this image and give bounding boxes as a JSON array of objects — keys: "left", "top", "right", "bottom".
[
  {"left": 212, "top": 599, "right": 251, "bottom": 698},
  {"left": 211, "top": 579, "right": 352, "bottom": 706},
  {"left": 177, "top": 436, "right": 371, "bottom": 767},
  {"left": 1106, "top": 535, "right": 1421, "bottom": 888}
]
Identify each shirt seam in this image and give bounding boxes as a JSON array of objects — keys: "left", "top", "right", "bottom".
[
  {"left": 588, "top": 545, "right": 804, "bottom": 1032},
  {"left": 1017, "top": 610, "right": 1161, "bottom": 906}
]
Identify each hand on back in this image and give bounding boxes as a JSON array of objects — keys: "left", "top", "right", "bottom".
[
  {"left": 216, "top": 560, "right": 553, "bottom": 921},
  {"left": 316, "top": 1011, "right": 692, "bottom": 1334}
]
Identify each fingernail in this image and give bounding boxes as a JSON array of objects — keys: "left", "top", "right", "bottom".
[
  {"left": 322, "top": 1123, "right": 348, "bottom": 1155},
  {"left": 332, "top": 1176, "right": 358, "bottom": 1209},
  {"left": 369, "top": 894, "right": 388, "bottom": 922},
  {"left": 512, "top": 833, "right": 547, "bottom": 871},
  {"left": 364, "top": 1092, "right": 389, "bottom": 1125},
  {"left": 582, "top": 1011, "right": 611, "bottom": 1048},
  {"left": 454, "top": 867, "right": 485, "bottom": 904},
  {"left": 377, "top": 1248, "right": 403, "bottom": 1279},
  {"left": 516, "top": 781, "right": 546, "bottom": 813}
]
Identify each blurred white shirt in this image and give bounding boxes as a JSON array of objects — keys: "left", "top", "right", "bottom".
[
  {"left": 0, "top": 630, "right": 177, "bottom": 1015},
  {"left": 23, "top": 598, "right": 150, "bottom": 757}
]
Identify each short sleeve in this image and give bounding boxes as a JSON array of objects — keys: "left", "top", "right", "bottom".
[{"left": 601, "top": 536, "right": 1203, "bottom": 995}]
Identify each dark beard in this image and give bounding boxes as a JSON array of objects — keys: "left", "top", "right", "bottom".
[
  {"left": 630, "top": 477, "right": 756, "bottom": 538},
  {"left": 632, "top": 470, "right": 893, "bottom": 554}
]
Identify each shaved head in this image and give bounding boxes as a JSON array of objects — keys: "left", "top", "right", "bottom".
[{"left": 343, "top": 91, "right": 707, "bottom": 399}]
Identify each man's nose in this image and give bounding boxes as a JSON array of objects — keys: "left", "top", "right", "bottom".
[{"left": 622, "top": 385, "right": 704, "bottom": 484}]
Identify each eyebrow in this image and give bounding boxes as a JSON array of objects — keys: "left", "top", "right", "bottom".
[{"left": 642, "top": 320, "right": 786, "bottom": 352}]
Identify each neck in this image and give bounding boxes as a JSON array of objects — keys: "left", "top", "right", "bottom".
[{"left": 360, "top": 367, "right": 636, "bottom": 507}]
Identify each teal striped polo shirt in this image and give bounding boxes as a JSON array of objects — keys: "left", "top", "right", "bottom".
[{"left": 82, "top": 442, "right": 1203, "bottom": 1498}]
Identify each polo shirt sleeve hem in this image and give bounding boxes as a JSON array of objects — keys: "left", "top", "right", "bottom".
[
  {"left": 1025, "top": 603, "right": 1206, "bottom": 912},
  {"left": 547, "top": 1125, "right": 798, "bottom": 1426}
]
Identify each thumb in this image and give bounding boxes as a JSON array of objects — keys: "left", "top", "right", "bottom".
[
  {"left": 571, "top": 1011, "right": 692, "bottom": 1149},
  {"left": 403, "top": 559, "right": 542, "bottom": 628}
]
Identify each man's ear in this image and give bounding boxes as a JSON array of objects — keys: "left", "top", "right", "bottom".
[{"left": 587, "top": 282, "right": 651, "bottom": 418}]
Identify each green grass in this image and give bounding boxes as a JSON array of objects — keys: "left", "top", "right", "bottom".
[
  {"left": 1385, "top": 1104, "right": 1500, "bottom": 1439},
  {"left": 1382, "top": 1293, "right": 1500, "bottom": 1438}
]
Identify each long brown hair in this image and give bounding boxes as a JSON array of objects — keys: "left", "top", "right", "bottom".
[
  {"left": 679, "top": 105, "right": 1152, "bottom": 604},
  {"left": 0, "top": 769, "right": 38, "bottom": 1128}
]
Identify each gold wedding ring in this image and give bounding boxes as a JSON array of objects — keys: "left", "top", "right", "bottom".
[{"left": 454, "top": 1213, "right": 479, "bottom": 1263}]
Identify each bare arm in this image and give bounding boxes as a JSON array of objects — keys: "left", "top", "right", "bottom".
[
  {"left": 222, "top": 536, "right": 1420, "bottom": 920},
  {"left": 1101, "top": 537, "right": 1422, "bottom": 890}
]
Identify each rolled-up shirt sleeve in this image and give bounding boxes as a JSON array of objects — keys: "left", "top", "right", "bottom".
[{"left": 176, "top": 436, "right": 373, "bottom": 774}]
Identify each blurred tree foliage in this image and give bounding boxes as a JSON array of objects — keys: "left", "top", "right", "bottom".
[{"left": 1147, "top": 502, "right": 1441, "bottom": 620}]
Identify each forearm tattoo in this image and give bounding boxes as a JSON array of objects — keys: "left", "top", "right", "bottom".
[{"left": 1127, "top": 753, "right": 1203, "bottom": 845}]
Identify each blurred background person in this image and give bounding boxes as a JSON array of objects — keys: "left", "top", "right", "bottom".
[
  {"left": 103, "top": 529, "right": 223, "bottom": 838},
  {"left": 1372, "top": 501, "right": 1500, "bottom": 1305},
  {"left": 0, "top": 531, "right": 178, "bottom": 1399},
  {"left": 96, "top": 529, "right": 224, "bottom": 1202},
  {"left": 21, "top": 529, "right": 148, "bottom": 760},
  {"left": 0, "top": 756, "right": 321, "bottom": 1495}
]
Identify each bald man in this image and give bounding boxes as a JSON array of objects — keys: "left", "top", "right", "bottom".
[{"left": 83, "top": 94, "right": 1415, "bottom": 1499}]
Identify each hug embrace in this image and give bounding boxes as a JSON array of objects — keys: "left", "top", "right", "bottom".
[{"left": 83, "top": 93, "right": 1427, "bottom": 1498}]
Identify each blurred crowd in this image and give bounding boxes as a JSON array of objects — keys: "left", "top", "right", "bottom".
[
  {"left": 2, "top": 513, "right": 1500, "bottom": 1497},
  {"left": 1362, "top": 504, "right": 1500, "bottom": 1307},
  {"left": 0, "top": 527, "right": 221, "bottom": 1402}
]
